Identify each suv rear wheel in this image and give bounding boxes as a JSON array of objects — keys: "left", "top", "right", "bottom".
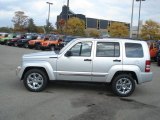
[
  {"left": 23, "top": 69, "right": 48, "bottom": 92},
  {"left": 112, "top": 74, "right": 135, "bottom": 97}
]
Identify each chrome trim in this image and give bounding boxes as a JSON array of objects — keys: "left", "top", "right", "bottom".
[{"left": 58, "top": 71, "right": 106, "bottom": 77}]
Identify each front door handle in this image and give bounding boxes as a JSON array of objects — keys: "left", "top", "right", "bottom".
[
  {"left": 113, "top": 59, "right": 121, "bottom": 62},
  {"left": 84, "top": 59, "right": 92, "bottom": 61}
]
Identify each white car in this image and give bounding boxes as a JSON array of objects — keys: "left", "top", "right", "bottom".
[{"left": 16, "top": 38, "right": 153, "bottom": 97}]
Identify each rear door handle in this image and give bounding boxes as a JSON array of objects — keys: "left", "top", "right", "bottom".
[
  {"left": 113, "top": 59, "right": 121, "bottom": 62},
  {"left": 84, "top": 59, "right": 92, "bottom": 61}
]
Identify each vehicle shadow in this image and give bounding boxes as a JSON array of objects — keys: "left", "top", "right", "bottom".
[{"left": 45, "top": 81, "right": 114, "bottom": 96}]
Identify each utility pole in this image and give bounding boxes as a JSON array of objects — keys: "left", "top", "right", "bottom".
[
  {"left": 66, "top": 0, "right": 69, "bottom": 35},
  {"left": 46, "top": 2, "right": 53, "bottom": 23},
  {"left": 46, "top": 2, "right": 53, "bottom": 33},
  {"left": 136, "top": 0, "right": 145, "bottom": 39},
  {"left": 67, "top": 0, "right": 69, "bottom": 21},
  {"left": 130, "top": 0, "right": 135, "bottom": 38}
]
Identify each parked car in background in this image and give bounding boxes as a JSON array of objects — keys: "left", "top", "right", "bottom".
[
  {"left": 147, "top": 41, "right": 159, "bottom": 61},
  {"left": 0, "top": 33, "right": 8, "bottom": 39},
  {"left": 0, "top": 33, "right": 16, "bottom": 45},
  {"left": 6, "top": 34, "right": 26, "bottom": 46},
  {"left": 157, "top": 51, "right": 160, "bottom": 66},
  {"left": 28, "top": 34, "right": 49, "bottom": 49},
  {"left": 40, "top": 35, "right": 63, "bottom": 51},
  {"left": 60, "top": 36, "right": 79, "bottom": 47},
  {"left": 16, "top": 34, "right": 38, "bottom": 48}
]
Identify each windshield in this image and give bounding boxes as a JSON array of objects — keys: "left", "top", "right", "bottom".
[
  {"left": 8, "top": 34, "right": 13, "bottom": 38},
  {"left": 65, "top": 37, "right": 75, "bottom": 42},
  {"left": 26, "top": 35, "right": 32, "bottom": 39},
  {"left": 16, "top": 35, "right": 21, "bottom": 38},
  {"left": 59, "top": 39, "right": 76, "bottom": 54},
  {"left": 37, "top": 36, "right": 43, "bottom": 40},
  {"left": 49, "top": 36, "right": 59, "bottom": 41}
]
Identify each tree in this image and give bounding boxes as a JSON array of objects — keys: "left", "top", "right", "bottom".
[
  {"left": 0, "top": 27, "right": 13, "bottom": 33},
  {"left": 65, "top": 17, "right": 85, "bottom": 36},
  {"left": 44, "top": 20, "right": 54, "bottom": 33},
  {"left": 12, "top": 11, "right": 28, "bottom": 32},
  {"left": 108, "top": 22, "right": 129, "bottom": 38},
  {"left": 88, "top": 29, "right": 100, "bottom": 38},
  {"left": 36, "top": 26, "right": 45, "bottom": 33},
  {"left": 140, "top": 20, "right": 160, "bottom": 40},
  {"left": 27, "top": 18, "right": 37, "bottom": 33}
]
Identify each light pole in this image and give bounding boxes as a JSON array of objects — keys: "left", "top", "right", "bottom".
[
  {"left": 46, "top": 2, "right": 53, "bottom": 25},
  {"left": 136, "top": 0, "right": 145, "bottom": 38},
  {"left": 130, "top": 0, "right": 135, "bottom": 38},
  {"left": 65, "top": 0, "right": 69, "bottom": 35},
  {"left": 67, "top": 0, "right": 69, "bottom": 21}
]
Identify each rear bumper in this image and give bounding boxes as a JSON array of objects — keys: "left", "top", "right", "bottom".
[{"left": 138, "top": 72, "right": 153, "bottom": 84}]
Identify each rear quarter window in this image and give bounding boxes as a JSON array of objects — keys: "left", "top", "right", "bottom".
[{"left": 125, "top": 43, "right": 144, "bottom": 58}]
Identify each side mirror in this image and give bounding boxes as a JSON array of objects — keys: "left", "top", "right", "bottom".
[{"left": 65, "top": 51, "right": 72, "bottom": 57}]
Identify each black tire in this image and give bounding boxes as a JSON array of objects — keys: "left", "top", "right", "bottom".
[
  {"left": 23, "top": 69, "right": 48, "bottom": 92},
  {"left": 14, "top": 42, "right": 18, "bottom": 47},
  {"left": 112, "top": 74, "right": 135, "bottom": 97},
  {"left": 41, "top": 48, "right": 45, "bottom": 51},
  {"left": 24, "top": 43, "right": 29, "bottom": 48},
  {"left": 50, "top": 45, "right": 55, "bottom": 51},
  {"left": 158, "top": 61, "right": 160, "bottom": 66},
  {"left": 35, "top": 43, "right": 40, "bottom": 50}
]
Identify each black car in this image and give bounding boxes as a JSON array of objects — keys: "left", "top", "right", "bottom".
[
  {"left": 16, "top": 34, "right": 37, "bottom": 48},
  {"left": 6, "top": 34, "right": 26, "bottom": 46},
  {"left": 60, "top": 36, "right": 80, "bottom": 48}
]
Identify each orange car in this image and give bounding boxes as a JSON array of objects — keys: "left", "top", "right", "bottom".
[
  {"left": 148, "top": 41, "right": 158, "bottom": 61},
  {"left": 28, "top": 35, "right": 49, "bottom": 49},
  {"left": 40, "top": 35, "right": 63, "bottom": 51}
]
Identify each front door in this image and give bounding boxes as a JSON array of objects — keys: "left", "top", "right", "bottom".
[{"left": 56, "top": 41, "right": 93, "bottom": 81}]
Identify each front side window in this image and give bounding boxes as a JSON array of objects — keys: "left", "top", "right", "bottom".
[
  {"left": 69, "top": 42, "right": 92, "bottom": 57},
  {"left": 125, "top": 43, "right": 144, "bottom": 58},
  {"left": 96, "top": 42, "right": 120, "bottom": 57}
]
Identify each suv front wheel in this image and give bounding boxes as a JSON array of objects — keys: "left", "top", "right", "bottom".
[
  {"left": 112, "top": 74, "right": 135, "bottom": 97},
  {"left": 23, "top": 69, "right": 48, "bottom": 92}
]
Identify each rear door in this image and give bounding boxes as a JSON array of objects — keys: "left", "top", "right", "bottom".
[{"left": 92, "top": 41, "right": 122, "bottom": 82}]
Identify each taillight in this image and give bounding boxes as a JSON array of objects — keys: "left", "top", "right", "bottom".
[{"left": 145, "top": 60, "right": 151, "bottom": 72}]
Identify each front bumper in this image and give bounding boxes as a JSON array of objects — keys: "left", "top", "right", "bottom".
[{"left": 16, "top": 66, "right": 23, "bottom": 80}]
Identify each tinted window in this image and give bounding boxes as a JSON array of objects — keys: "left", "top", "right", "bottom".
[
  {"left": 125, "top": 43, "right": 143, "bottom": 58},
  {"left": 96, "top": 42, "right": 120, "bottom": 57},
  {"left": 69, "top": 42, "right": 92, "bottom": 57}
]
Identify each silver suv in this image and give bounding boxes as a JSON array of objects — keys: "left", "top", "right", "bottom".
[{"left": 16, "top": 38, "right": 153, "bottom": 97}]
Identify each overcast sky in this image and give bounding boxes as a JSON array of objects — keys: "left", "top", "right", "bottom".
[{"left": 0, "top": 0, "right": 159, "bottom": 28}]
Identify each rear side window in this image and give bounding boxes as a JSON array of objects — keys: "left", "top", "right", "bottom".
[
  {"left": 125, "top": 43, "right": 144, "bottom": 58},
  {"left": 96, "top": 42, "right": 120, "bottom": 57}
]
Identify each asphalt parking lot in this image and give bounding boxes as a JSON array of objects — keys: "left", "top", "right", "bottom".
[{"left": 0, "top": 45, "right": 160, "bottom": 120}]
